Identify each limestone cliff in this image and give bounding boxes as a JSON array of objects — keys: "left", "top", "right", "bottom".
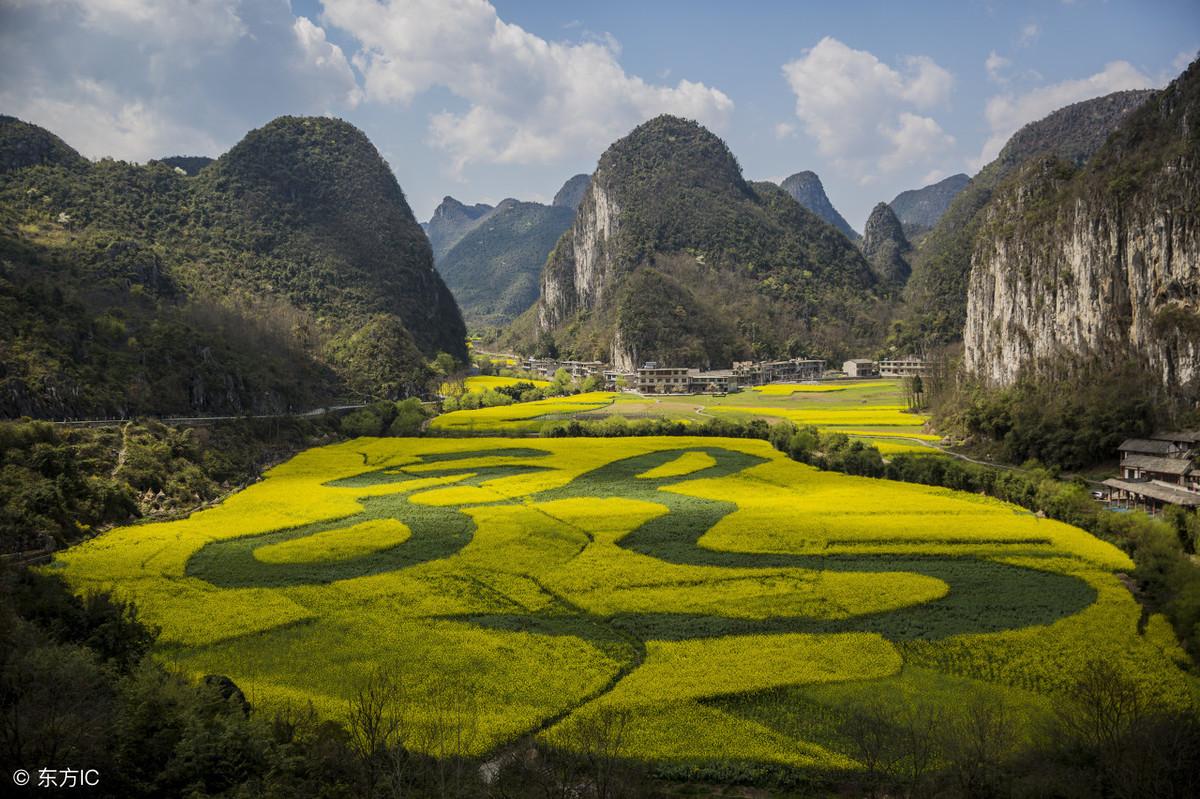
[
  {"left": 527, "top": 116, "right": 879, "bottom": 367},
  {"left": 964, "top": 62, "right": 1200, "bottom": 394}
]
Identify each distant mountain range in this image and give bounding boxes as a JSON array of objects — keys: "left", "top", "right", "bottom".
[
  {"left": 422, "top": 172, "right": 588, "bottom": 329},
  {"left": 0, "top": 114, "right": 465, "bottom": 417},
  {"left": 779, "top": 170, "right": 860, "bottom": 241},
  {"left": 888, "top": 173, "right": 969, "bottom": 239},
  {"left": 552, "top": 174, "right": 591, "bottom": 211},
  {"left": 423, "top": 197, "right": 495, "bottom": 262},
  {"left": 436, "top": 198, "right": 574, "bottom": 328}
]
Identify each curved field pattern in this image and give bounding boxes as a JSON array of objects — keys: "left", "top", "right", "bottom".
[{"left": 54, "top": 437, "right": 1196, "bottom": 770}]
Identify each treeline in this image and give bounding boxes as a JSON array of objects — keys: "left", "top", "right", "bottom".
[
  {"left": 938, "top": 366, "right": 1193, "bottom": 471},
  {"left": 0, "top": 416, "right": 344, "bottom": 555}
]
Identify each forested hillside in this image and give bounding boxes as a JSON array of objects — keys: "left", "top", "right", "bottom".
[
  {"left": 524, "top": 116, "right": 882, "bottom": 368},
  {"left": 0, "top": 116, "right": 465, "bottom": 418},
  {"left": 437, "top": 199, "right": 574, "bottom": 329}
]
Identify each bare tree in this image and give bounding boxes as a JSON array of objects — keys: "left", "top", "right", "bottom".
[
  {"left": 347, "top": 666, "right": 414, "bottom": 798},
  {"left": 940, "top": 696, "right": 1016, "bottom": 799}
]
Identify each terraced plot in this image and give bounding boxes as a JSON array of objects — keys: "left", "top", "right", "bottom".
[{"left": 54, "top": 437, "right": 1195, "bottom": 771}]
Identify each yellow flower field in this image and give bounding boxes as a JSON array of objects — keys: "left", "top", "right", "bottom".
[
  {"left": 441, "top": 374, "right": 550, "bottom": 395},
  {"left": 52, "top": 436, "right": 1196, "bottom": 768},
  {"left": 430, "top": 391, "right": 615, "bottom": 432}
]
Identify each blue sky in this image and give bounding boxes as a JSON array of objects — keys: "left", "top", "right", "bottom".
[{"left": 1, "top": 1, "right": 1196, "bottom": 230}]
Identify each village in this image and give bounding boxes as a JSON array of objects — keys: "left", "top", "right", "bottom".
[
  {"left": 499, "top": 353, "right": 1200, "bottom": 517},
  {"left": 514, "top": 354, "right": 929, "bottom": 394}
]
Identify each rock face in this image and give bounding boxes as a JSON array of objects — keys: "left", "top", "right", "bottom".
[
  {"left": 552, "top": 173, "right": 591, "bottom": 211},
  {"left": 862, "top": 202, "right": 911, "bottom": 286},
  {"left": 902, "top": 89, "right": 1154, "bottom": 347},
  {"left": 529, "top": 115, "right": 879, "bottom": 368},
  {"left": 889, "top": 173, "right": 969, "bottom": 237},
  {"left": 423, "top": 197, "right": 494, "bottom": 261},
  {"left": 964, "top": 62, "right": 1200, "bottom": 395},
  {"left": 438, "top": 199, "right": 574, "bottom": 328},
  {"left": 780, "top": 171, "right": 859, "bottom": 241}
]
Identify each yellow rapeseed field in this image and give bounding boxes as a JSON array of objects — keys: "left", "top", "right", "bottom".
[
  {"left": 430, "top": 392, "right": 616, "bottom": 432},
  {"left": 53, "top": 436, "right": 1195, "bottom": 768}
]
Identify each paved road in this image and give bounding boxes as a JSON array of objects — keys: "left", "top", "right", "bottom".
[{"left": 54, "top": 404, "right": 368, "bottom": 428}]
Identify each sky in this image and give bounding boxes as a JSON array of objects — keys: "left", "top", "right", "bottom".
[{"left": 1, "top": 1, "right": 1196, "bottom": 231}]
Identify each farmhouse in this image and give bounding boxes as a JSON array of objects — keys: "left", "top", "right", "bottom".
[
  {"left": 879, "top": 357, "right": 927, "bottom": 378},
  {"left": 1103, "top": 431, "right": 1200, "bottom": 513},
  {"left": 842, "top": 359, "right": 879, "bottom": 378}
]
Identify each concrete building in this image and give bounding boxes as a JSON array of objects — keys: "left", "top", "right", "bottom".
[
  {"left": 636, "top": 363, "right": 692, "bottom": 394},
  {"left": 732, "top": 358, "right": 825, "bottom": 385},
  {"left": 603, "top": 369, "right": 636, "bottom": 390},
  {"left": 879, "top": 357, "right": 928, "bottom": 378},
  {"left": 688, "top": 370, "right": 738, "bottom": 394},
  {"left": 521, "top": 358, "right": 559, "bottom": 379},
  {"left": 559, "top": 360, "right": 605, "bottom": 381},
  {"left": 842, "top": 359, "right": 879, "bottom": 378}
]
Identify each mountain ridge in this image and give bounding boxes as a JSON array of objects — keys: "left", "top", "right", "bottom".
[{"left": 779, "top": 170, "right": 860, "bottom": 241}]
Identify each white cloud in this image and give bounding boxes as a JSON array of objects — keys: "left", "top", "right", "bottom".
[
  {"left": 71, "top": 0, "right": 247, "bottom": 49},
  {"left": 321, "top": 0, "right": 733, "bottom": 173},
  {"left": 969, "top": 60, "right": 1155, "bottom": 171},
  {"left": 780, "top": 37, "right": 954, "bottom": 178},
  {"left": 773, "top": 122, "right": 796, "bottom": 139},
  {"left": 878, "top": 112, "right": 955, "bottom": 173},
  {"left": 2, "top": 78, "right": 222, "bottom": 161},
  {"left": 1018, "top": 22, "right": 1040, "bottom": 47},
  {"left": 292, "top": 16, "right": 363, "bottom": 108},
  {"left": 0, "top": 0, "right": 368, "bottom": 161},
  {"left": 985, "top": 51, "right": 1011, "bottom": 83},
  {"left": 1171, "top": 49, "right": 1197, "bottom": 73}
]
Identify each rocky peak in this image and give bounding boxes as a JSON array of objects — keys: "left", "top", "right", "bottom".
[
  {"left": 779, "top": 170, "right": 859, "bottom": 241},
  {"left": 552, "top": 174, "right": 591, "bottom": 211},
  {"left": 862, "top": 202, "right": 912, "bottom": 286},
  {"left": 889, "top": 173, "right": 969, "bottom": 237},
  {"left": 424, "top": 196, "right": 495, "bottom": 261}
]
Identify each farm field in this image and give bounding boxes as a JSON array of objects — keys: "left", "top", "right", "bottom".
[
  {"left": 434, "top": 378, "right": 935, "bottom": 445},
  {"left": 54, "top": 436, "right": 1196, "bottom": 771},
  {"left": 440, "top": 374, "right": 551, "bottom": 396}
]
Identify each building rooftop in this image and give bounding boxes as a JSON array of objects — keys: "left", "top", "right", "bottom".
[
  {"left": 1119, "top": 438, "right": 1178, "bottom": 456},
  {"left": 1104, "top": 478, "right": 1200, "bottom": 508},
  {"left": 1121, "top": 454, "right": 1194, "bottom": 476}
]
